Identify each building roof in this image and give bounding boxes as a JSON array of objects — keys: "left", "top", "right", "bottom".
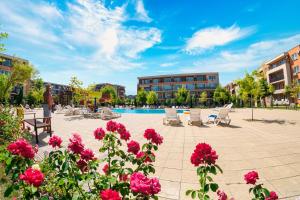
[
  {"left": 0, "top": 53, "right": 28, "bottom": 62},
  {"left": 95, "top": 83, "right": 125, "bottom": 88},
  {"left": 138, "top": 72, "right": 219, "bottom": 79},
  {"left": 265, "top": 53, "right": 287, "bottom": 65},
  {"left": 44, "top": 81, "right": 70, "bottom": 87}
]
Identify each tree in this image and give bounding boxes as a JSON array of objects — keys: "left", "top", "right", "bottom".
[
  {"left": 289, "top": 82, "right": 300, "bottom": 105},
  {"left": 146, "top": 91, "right": 158, "bottom": 105},
  {"left": 236, "top": 72, "right": 258, "bottom": 120},
  {"left": 213, "top": 85, "right": 229, "bottom": 106},
  {"left": 99, "top": 85, "right": 117, "bottom": 105},
  {"left": 0, "top": 60, "right": 34, "bottom": 103},
  {"left": 69, "top": 76, "right": 83, "bottom": 105},
  {"left": 26, "top": 78, "right": 45, "bottom": 106},
  {"left": 199, "top": 91, "right": 207, "bottom": 106},
  {"left": 175, "top": 87, "right": 189, "bottom": 106},
  {"left": 0, "top": 28, "right": 8, "bottom": 52},
  {"left": 136, "top": 88, "right": 147, "bottom": 106}
]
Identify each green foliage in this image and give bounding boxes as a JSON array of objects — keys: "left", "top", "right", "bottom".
[
  {"left": 213, "top": 85, "right": 229, "bottom": 105},
  {"left": 136, "top": 88, "right": 148, "bottom": 106},
  {"left": 0, "top": 107, "right": 31, "bottom": 145},
  {"left": 146, "top": 91, "right": 158, "bottom": 105},
  {"left": 175, "top": 87, "right": 189, "bottom": 106},
  {"left": 0, "top": 60, "right": 34, "bottom": 103},
  {"left": 69, "top": 76, "right": 84, "bottom": 105},
  {"left": 100, "top": 85, "right": 117, "bottom": 104},
  {"left": 199, "top": 91, "right": 207, "bottom": 105},
  {"left": 0, "top": 29, "right": 8, "bottom": 52},
  {"left": 26, "top": 78, "right": 44, "bottom": 106},
  {"left": 236, "top": 72, "right": 258, "bottom": 106}
]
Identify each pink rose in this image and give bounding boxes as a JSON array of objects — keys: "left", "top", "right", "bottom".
[{"left": 244, "top": 171, "right": 259, "bottom": 185}]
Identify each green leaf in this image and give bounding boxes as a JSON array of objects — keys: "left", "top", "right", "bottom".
[
  {"left": 191, "top": 191, "right": 196, "bottom": 199},
  {"left": 210, "top": 166, "right": 217, "bottom": 175},
  {"left": 262, "top": 188, "right": 270, "bottom": 197},
  {"left": 207, "top": 176, "right": 213, "bottom": 182},
  {"left": 215, "top": 164, "right": 223, "bottom": 173},
  {"left": 186, "top": 190, "right": 193, "bottom": 196},
  {"left": 40, "top": 197, "right": 49, "bottom": 200},
  {"left": 210, "top": 183, "right": 219, "bottom": 192},
  {"left": 204, "top": 184, "right": 209, "bottom": 192},
  {"left": 4, "top": 185, "right": 13, "bottom": 197}
]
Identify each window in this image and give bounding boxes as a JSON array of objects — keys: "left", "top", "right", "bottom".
[
  {"left": 197, "top": 75, "right": 206, "bottom": 81},
  {"left": 174, "top": 84, "right": 182, "bottom": 90},
  {"left": 291, "top": 53, "right": 298, "bottom": 61},
  {"left": 270, "top": 59, "right": 286, "bottom": 70},
  {"left": 208, "top": 76, "right": 216, "bottom": 81},
  {"left": 186, "top": 77, "right": 194, "bottom": 82},
  {"left": 197, "top": 83, "right": 205, "bottom": 89},
  {"left": 152, "top": 86, "right": 160, "bottom": 91},
  {"left": 294, "top": 66, "right": 299, "bottom": 74},
  {"left": 163, "top": 85, "right": 172, "bottom": 91},
  {"left": 163, "top": 78, "right": 172, "bottom": 83},
  {"left": 0, "top": 59, "right": 12, "bottom": 67},
  {"left": 186, "top": 84, "right": 195, "bottom": 90},
  {"left": 174, "top": 77, "right": 181, "bottom": 82},
  {"left": 0, "top": 69, "right": 10, "bottom": 75},
  {"left": 153, "top": 79, "right": 159, "bottom": 84}
]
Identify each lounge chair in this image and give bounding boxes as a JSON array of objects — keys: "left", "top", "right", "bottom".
[
  {"left": 188, "top": 109, "right": 202, "bottom": 126},
  {"left": 163, "top": 108, "right": 181, "bottom": 125},
  {"left": 207, "top": 108, "right": 231, "bottom": 125},
  {"left": 100, "top": 107, "right": 121, "bottom": 120}
]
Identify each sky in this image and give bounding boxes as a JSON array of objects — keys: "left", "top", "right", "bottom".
[{"left": 0, "top": 0, "right": 300, "bottom": 95}]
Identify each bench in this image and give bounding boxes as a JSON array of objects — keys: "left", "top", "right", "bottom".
[{"left": 23, "top": 113, "right": 52, "bottom": 144}]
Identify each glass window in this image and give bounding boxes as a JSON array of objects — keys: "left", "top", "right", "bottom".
[
  {"left": 0, "top": 59, "right": 12, "bottom": 67},
  {"left": 174, "top": 77, "right": 181, "bottom": 82},
  {"left": 163, "top": 85, "right": 172, "bottom": 91},
  {"left": 197, "top": 75, "right": 206, "bottom": 81},
  {"left": 164, "top": 92, "right": 172, "bottom": 98},
  {"left": 163, "top": 78, "right": 172, "bottom": 82},
  {"left": 186, "top": 84, "right": 195, "bottom": 90},
  {"left": 152, "top": 86, "right": 160, "bottom": 91},
  {"left": 208, "top": 76, "right": 216, "bottom": 81},
  {"left": 153, "top": 79, "right": 159, "bottom": 84},
  {"left": 186, "top": 77, "right": 194, "bottom": 82},
  {"left": 174, "top": 84, "right": 182, "bottom": 90},
  {"left": 196, "top": 83, "right": 205, "bottom": 89},
  {"left": 292, "top": 53, "right": 298, "bottom": 61},
  {"left": 294, "top": 66, "right": 299, "bottom": 74}
]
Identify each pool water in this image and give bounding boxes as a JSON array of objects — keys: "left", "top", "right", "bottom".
[{"left": 112, "top": 108, "right": 186, "bottom": 114}]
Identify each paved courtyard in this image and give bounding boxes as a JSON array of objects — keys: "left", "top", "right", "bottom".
[{"left": 32, "top": 108, "right": 300, "bottom": 200}]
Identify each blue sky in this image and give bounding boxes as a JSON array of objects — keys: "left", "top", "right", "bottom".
[{"left": 1, "top": 0, "right": 300, "bottom": 95}]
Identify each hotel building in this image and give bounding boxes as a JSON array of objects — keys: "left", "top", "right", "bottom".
[
  {"left": 261, "top": 44, "right": 300, "bottom": 103},
  {"left": 95, "top": 83, "right": 126, "bottom": 99},
  {"left": 137, "top": 72, "right": 219, "bottom": 103}
]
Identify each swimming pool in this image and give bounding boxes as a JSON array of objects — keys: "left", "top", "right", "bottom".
[{"left": 112, "top": 108, "right": 187, "bottom": 114}]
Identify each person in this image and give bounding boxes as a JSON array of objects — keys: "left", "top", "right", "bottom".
[{"left": 43, "top": 84, "right": 53, "bottom": 131}]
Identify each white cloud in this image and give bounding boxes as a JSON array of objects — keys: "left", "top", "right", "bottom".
[
  {"left": 181, "top": 34, "right": 300, "bottom": 73},
  {"left": 184, "top": 24, "right": 254, "bottom": 54},
  {"left": 0, "top": 0, "right": 161, "bottom": 73},
  {"left": 135, "top": 0, "right": 152, "bottom": 23},
  {"left": 160, "top": 62, "right": 178, "bottom": 67}
]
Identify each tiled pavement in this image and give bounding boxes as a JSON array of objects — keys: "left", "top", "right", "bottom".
[{"left": 32, "top": 108, "right": 300, "bottom": 200}]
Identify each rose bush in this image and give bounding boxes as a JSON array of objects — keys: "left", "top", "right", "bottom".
[
  {"left": 187, "top": 143, "right": 279, "bottom": 200},
  {"left": 0, "top": 120, "right": 163, "bottom": 199}
]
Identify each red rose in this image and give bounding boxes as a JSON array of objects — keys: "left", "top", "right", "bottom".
[
  {"left": 106, "top": 120, "right": 118, "bottom": 132},
  {"left": 127, "top": 140, "right": 140, "bottom": 155},
  {"left": 190, "top": 143, "right": 218, "bottom": 166},
  {"left": 68, "top": 133, "right": 84, "bottom": 154},
  {"left": 100, "top": 189, "right": 121, "bottom": 200},
  {"left": 77, "top": 159, "right": 88, "bottom": 172},
  {"left": 136, "top": 151, "right": 155, "bottom": 163},
  {"left": 130, "top": 172, "right": 161, "bottom": 195},
  {"left": 102, "top": 164, "right": 109, "bottom": 174},
  {"left": 80, "top": 148, "right": 95, "bottom": 161},
  {"left": 7, "top": 139, "right": 36, "bottom": 159},
  {"left": 94, "top": 127, "right": 105, "bottom": 140},
  {"left": 48, "top": 135, "right": 62, "bottom": 148},
  {"left": 20, "top": 167, "right": 44, "bottom": 187},
  {"left": 143, "top": 129, "right": 163, "bottom": 145},
  {"left": 117, "top": 123, "right": 126, "bottom": 135},
  {"left": 217, "top": 190, "right": 228, "bottom": 200},
  {"left": 120, "top": 130, "right": 131, "bottom": 141},
  {"left": 265, "top": 191, "right": 278, "bottom": 200},
  {"left": 119, "top": 174, "right": 129, "bottom": 182},
  {"left": 244, "top": 171, "right": 259, "bottom": 185}
]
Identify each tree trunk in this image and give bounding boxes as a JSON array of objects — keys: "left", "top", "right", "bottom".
[{"left": 251, "top": 95, "right": 253, "bottom": 121}]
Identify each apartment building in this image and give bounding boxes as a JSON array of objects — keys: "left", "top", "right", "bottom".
[
  {"left": 262, "top": 44, "right": 300, "bottom": 103},
  {"left": 137, "top": 72, "right": 219, "bottom": 103},
  {"left": 95, "top": 83, "right": 126, "bottom": 99},
  {"left": 44, "top": 82, "right": 72, "bottom": 105}
]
